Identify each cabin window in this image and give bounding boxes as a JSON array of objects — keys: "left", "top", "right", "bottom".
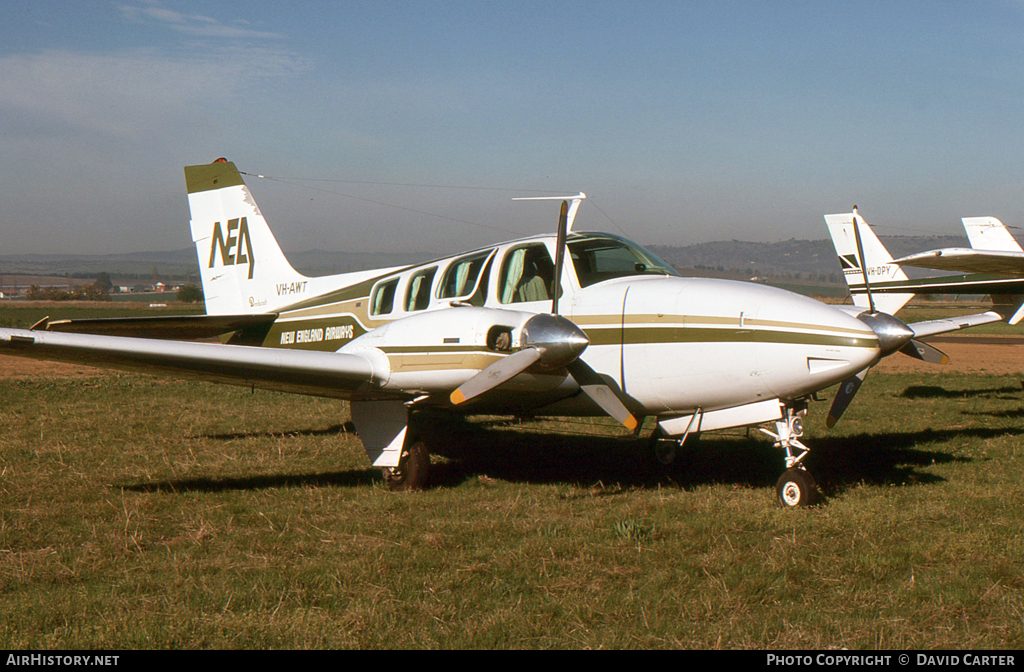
[
  {"left": 370, "top": 278, "right": 399, "bottom": 316},
  {"left": 568, "top": 234, "right": 680, "bottom": 288},
  {"left": 405, "top": 267, "right": 437, "bottom": 312},
  {"left": 439, "top": 251, "right": 491, "bottom": 299},
  {"left": 499, "top": 244, "right": 555, "bottom": 304}
]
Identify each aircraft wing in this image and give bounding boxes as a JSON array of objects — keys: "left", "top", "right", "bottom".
[
  {"left": 906, "top": 311, "right": 1004, "bottom": 339},
  {"left": 0, "top": 328, "right": 386, "bottom": 400},
  {"left": 41, "top": 313, "right": 278, "bottom": 344},
  {"left": 894, "top": 248, "right": 1024, "bottom": 278}
]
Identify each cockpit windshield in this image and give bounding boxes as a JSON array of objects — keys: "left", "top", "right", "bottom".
[{"left": 567, "top": 233, "right": 680, "bottom": 288}]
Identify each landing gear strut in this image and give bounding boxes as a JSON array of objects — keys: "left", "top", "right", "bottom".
[
  {"left": 760, "top": 403, "right": 821, "bottom": 507},
  {"left": 382, "top": 439, "right": 430, "bottom": 491}
]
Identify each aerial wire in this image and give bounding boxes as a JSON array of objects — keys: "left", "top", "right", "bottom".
[{"left": 239, "top": 171, "right": 579, "bottom": 237}]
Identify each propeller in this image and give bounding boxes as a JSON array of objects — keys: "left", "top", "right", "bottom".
[
  {"left": 851, "top": 206, "right": 876, "bottom": 314},
  {"left": 826, "top": 311, "right": 914, "bottom": 427},
  {"left": 826, "top": 208, "right": 947, "bottom": 427},
  {"left": 450, "top": 195, "right": 639, "bottom": 431},
  {"left": 449, "top": 313, "right": 585, "bottom": 405},
  {"left": 900, "top": 339, "right": 949, "bottom": 364}
]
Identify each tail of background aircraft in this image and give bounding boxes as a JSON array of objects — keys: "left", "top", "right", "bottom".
[
  {"left": 962, "top": 216, "right": 1023, "bottom": 252},
  {"left": 824, "top": 210, "right": 915, "bottom": 314},
  {"left": 184, "top": 159, "right": 313, "bottom": 316}
]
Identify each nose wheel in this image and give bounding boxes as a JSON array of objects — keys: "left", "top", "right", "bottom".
[{"left": 775, "top": 467, "right": 819, "bottom": 507}]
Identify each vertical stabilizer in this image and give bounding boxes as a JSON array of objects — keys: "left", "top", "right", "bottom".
[
  {"left": 824, "top": 210, "right": 915, "bottom": 314},
  {"left": 185, "top": 159, "right": 308, "bottom": 316},
  {"left": 962, "top": 216, "right": 1023, "bottom": 252}
]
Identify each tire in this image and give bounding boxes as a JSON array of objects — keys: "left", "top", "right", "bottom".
[
  {"left": 651, "top": 438, "right": 678, "bottom": 466},
  {"left": 775, "top": 467, "right": 819, "bottom": 508},
  {"left": 647, "top": 429, "right": 699, "bottom": 468},
  {"left": 384, "top": 440, "right": 430, "bottom": 492}
]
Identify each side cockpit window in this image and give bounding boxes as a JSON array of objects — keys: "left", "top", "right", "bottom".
[
  {"left": 405, "top": 267, "right": 437, "bottom": 312},
  {"left": 499, "top": 244, "right": 555, "bottom": 304},
  {"left": 439, "top": 251, "right": 491, "bottom": 300},
  {"left": 370, "top": 277, "right": 399, "bottom": 316}
]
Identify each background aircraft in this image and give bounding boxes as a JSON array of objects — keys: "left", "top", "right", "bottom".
[
  {"left": 0, "top": 163, "right": 1004, "bottom": 506},
  {"left": 826, "top": 209, "right": 1024, "bottom": 325}
]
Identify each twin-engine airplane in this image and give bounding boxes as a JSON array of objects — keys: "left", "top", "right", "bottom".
[{"left": 0, "top": 161, "right": 1005, "bottom": 506}]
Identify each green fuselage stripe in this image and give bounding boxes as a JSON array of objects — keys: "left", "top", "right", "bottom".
[
  {"left": 585, "top": 326, "right": 875, "bottom": 348},
  {"left": 844, "top": 272, "right": 1024, "bottom": 295}
]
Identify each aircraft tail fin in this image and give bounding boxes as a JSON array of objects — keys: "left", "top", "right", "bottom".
[
  {"left": 824, "top": 210, "right": 915, "bottom": 314},
  {"left": 184, "top": 159, "right": 308, "bottom": 316},
  {"left": 990, "top": 294, "right": 1024, "bottom": 325},
  {"left": 962, "top": 216, "right": 1023, "bottom": 252}
]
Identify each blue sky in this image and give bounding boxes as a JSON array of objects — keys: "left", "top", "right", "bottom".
[{"left": 3, "top": 1, "right": 1024, "bottom": 256}]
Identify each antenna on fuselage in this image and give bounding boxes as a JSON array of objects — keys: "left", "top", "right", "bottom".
[{"left": 511, "top": 192, "right": 585, "bottom": 315}]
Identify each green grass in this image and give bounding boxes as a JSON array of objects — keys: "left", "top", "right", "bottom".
[{"left": 1, "top": 370, "right": 1023, "bottom": 649}]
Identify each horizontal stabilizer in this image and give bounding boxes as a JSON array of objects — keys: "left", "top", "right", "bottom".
[{"left": 894, "top": 248, "right": 1024, "bottom": 278}]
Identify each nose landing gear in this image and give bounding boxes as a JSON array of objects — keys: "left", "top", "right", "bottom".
[{"left": 760, "top": 404, "right": 821, "bottom": 507}]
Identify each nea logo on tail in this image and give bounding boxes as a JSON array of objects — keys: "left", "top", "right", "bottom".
[{"left": 209, "top": 218, "right": 254, "bottom": 279}]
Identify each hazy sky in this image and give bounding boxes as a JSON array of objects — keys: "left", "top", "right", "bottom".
[{"left": 3, "top": 1, "right": 1024, "bottom": 256}]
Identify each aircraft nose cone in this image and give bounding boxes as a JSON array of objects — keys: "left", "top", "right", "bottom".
[
  {"left": 857, "top": 311, "right": 915, "bottom": 357},
  {"left": 520, "top": 313, "right": 589, "bottom": 369}
]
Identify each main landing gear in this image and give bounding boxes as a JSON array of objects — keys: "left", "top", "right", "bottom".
[
  {"left": 760, "top": 403, "right": 821, "bottom": 508},
  {"left": 382, "top": 439, "right": 431, "bottom": 492}
]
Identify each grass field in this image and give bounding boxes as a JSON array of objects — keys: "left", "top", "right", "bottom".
[
  {"left": 1, "top": 368, "right": 1022, "bottom": 649},
  {"left": 1, "top": 300, "right": 1023, "bottom": 649}
]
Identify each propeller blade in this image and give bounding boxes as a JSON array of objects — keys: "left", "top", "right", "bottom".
[
  {"left": 566, "top": 359, "right": 638, "bottom": 431},
  {"left": 851, "top": 206, "right": 877, "bottom": 314},
  {"left": 826, "top": 368, "right": 869, "bottom": 428},
  {"left": 450, "top": 347, "right": 542, "bottom": 405},
  {"left": 900, "top": 339, "right": 949, "bottom": 365},
  {"left": 552, "top": 200, "right": 568, "bottom": 315}
]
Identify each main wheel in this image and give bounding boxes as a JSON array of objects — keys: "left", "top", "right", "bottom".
[
  {"left": 383, "top": 440, "right": 431, "bottom": 492},
  {"left": 652, "top": 438, "right": 678, "bottom": 466},
  {"left": 647, "top": 428, "right": 699, "bottom": 468},
  {"left": 775, "top": 467, "right": 819, "bottom": 508}
]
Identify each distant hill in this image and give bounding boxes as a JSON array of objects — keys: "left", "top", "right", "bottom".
[
  {"left": 0, "top": 235, "right": 970, "bottom": 285},
  {"left": 648, "top": 235, "right": 968, "bottom": 280}
]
